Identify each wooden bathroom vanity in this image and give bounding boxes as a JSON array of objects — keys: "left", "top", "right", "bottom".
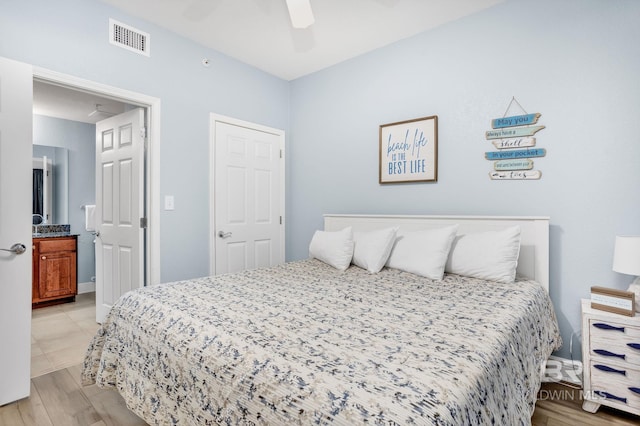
[{"left": 32, "top": 235, "right": 77, "bottom": 308}]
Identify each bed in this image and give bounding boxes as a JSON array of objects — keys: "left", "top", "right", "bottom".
[{"left": 82, "top": 214, "right": 561, "bottom": 425}]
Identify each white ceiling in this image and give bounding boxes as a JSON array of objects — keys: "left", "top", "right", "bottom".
[
  {"left": 34, "top": 0, "right": 504, "bottom": 122},
  {"left": 33, "top": 81, "right": 129, "bottom": 124},
  {"left": 100, "top": 0, "right": 505, "bottom": 81}
]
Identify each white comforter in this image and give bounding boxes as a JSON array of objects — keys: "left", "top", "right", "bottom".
[{"left": 82, "top": 259, "right": 561, "bottom": 425}]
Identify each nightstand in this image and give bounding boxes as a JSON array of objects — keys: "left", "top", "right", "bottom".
[{"left": 582, "top": 298, "right": 640, "bottom": 416}]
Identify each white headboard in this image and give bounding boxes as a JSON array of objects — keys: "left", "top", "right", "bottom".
[{"left": 324, "top": 214, "right": 550, "bottom": 292}]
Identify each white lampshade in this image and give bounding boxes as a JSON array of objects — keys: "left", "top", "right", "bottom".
[{"left": 613, "top": 236, "right": 640, "bottom": 276}]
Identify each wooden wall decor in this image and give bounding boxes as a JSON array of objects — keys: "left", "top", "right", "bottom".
[{"left": 485, "top": 98, "right": 546, "bottom": 180}]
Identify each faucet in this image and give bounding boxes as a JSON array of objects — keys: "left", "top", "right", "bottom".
[{"left": 32, "top": 213, "right": 46, "bottom": 226}]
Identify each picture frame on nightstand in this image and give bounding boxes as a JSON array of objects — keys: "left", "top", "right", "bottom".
[{"left": 590, "top": 286, "right": 635, "bottom": 317}]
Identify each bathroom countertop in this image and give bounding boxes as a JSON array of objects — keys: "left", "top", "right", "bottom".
[
  {"left": 32, "top": 233, "right": 79, "bottom": 239},
  {"left": 32, "top": 224, "right": 73, "bottom": 238}
]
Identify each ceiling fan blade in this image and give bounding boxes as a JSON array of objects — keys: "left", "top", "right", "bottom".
[
  {"left": 285, "top": 0, "right": 314, "bottom": 29},
  {"left": 183, "top": 0, "right": 220, "bottom": 22}
]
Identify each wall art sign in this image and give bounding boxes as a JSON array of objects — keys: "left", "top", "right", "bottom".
[
  {"left": 485, "top": 148, "right": 546, "bottom": 160},
  {"left": 379, "top": 115, "right": 438, "bottom": 184},
  {"left": 494, "top": 159, "right": 534, "bottom": 171},
  {"left": 491, "top": 113, "right": 541, "bottom": 129},
  {"left": 484, "top": 97, "right": 546, "bottom": 180},
  {"left": 491, "top": 137, "right": 536, "bottom": 150},
  {"left": 489, "top": 170, "right": 542, "bottom": 180},
  {"left": 485, "top": 125, "right": 545, "bottom": 139}
]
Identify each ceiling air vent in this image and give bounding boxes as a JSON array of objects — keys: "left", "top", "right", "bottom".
[{"left": 109, "top": 19, "right": 150, "bottom": 57}]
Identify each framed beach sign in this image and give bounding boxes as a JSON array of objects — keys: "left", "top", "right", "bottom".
[{"left": 379, "top": 115, "right": 438, "bottom": 184}]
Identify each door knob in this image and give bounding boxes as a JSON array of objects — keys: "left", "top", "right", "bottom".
[
  {"left": 0, "top": 243, "right": 27, "bottom": 255},
  {"left": 218, "top": 231, "right": 232, "bottom": 239}
]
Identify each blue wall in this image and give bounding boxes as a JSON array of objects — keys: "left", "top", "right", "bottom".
[
  {"left": 288, "top": 0, "right": 640, "bottom": 359},
  {"left": 33, "top": 115, "right": 96, "bottom": 284},
  {"left": 0, "top": 0, "right": 290, "bottom": 283}
]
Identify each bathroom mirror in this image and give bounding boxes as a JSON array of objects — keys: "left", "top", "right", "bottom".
[{"left": 32, "top": 145, "right": 68, "bottom": 224}]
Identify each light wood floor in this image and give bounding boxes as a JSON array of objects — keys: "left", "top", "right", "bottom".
[
  {"left": 0, "top": 364, "right": 146, "bottom": 426},
  {"left": 2, "top": 292, "right": 146, "bottom": 425},
  {"left": 3, "top": 375, "right": 640, "bottom": 425},
  {"left": 31, "top": 293, "right": 100, "bottom": 378}
]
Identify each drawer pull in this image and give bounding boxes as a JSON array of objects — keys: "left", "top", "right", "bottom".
[
  {"left": 593, "top": 323, "right": 625, "bottom": 332},
  {"left": 594, "top": 364, "right": 626, "bottom": 375},
  {"left": 595, "top": 390, "right": 627, "bottom": 404},
  {"left": 593, "top": 349, "right": 626, "bottom": 360},
  {"left": 627, "top": 343, "right": 640, "bottom": 351},
  {"left": 629, "top": 387, "right": 640, "bottom": 395}
]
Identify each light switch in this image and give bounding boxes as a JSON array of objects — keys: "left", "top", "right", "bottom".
[{"left": 164, "top": 195, "right": 175, "bottom": 210}]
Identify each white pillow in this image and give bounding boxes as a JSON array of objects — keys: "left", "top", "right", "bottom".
[
  {"left": 309, "top": 227, "right": 354, "bottom": 271},
  {"left": 445, "top": 226, "right": 521, "bottom": 283},
  {"left": 386, "top": 225, "right": 459, "bottom": 280},
  {"left": 352, "top": 227, "right": 399, "bottom": 273}
]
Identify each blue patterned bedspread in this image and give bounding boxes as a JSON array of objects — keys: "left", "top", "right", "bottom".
[{"left": 82, "top": 259, "right": 561, "bottom": 425}]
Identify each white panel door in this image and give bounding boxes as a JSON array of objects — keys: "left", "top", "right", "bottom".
[
  {"left": 0, "top": 57, "right": 32, "bottom": 405},
  {"left": 95, "top": 108, "right": 144, "bottom": 323},
  {"left": 214, "top": 121, "right": 283, "bottom": 274}
]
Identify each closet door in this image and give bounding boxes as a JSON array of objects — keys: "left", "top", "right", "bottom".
[{"left": 212, "top": 118, "right": 285, "bottom": 275}]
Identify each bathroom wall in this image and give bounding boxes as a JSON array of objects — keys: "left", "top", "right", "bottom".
[{"left": 33, "top": 115, "right": 96, "bottom": 286}]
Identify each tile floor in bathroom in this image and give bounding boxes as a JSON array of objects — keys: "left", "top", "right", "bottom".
[{"left": 30, "top": 292, "right": 99, "bottom": 378}]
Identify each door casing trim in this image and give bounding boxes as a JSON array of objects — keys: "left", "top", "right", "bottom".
[{"left": 33, "top": 66, "right": 161, "bottom": 286}]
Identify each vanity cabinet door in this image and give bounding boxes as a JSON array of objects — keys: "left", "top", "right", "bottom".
[
  {"left": 38, "top": 250, "right": 77, "bottom": 300},
  {"left": 32, "top": 236, "right": 77, "bottom": 304}
]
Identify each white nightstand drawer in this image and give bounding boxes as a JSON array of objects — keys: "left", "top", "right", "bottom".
[
  {"left": 590, "top": 334, "right": 640, "bottom": 365},
  {"left": 589, "top": 319, "right": 640, "bottom": 341},
  {"left": 590, "top": 361, "right": 640, "bottom": 411}
]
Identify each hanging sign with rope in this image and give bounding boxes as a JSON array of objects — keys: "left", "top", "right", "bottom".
[{"left": 484, "top": 97, "right": 546, "bottom": 180}]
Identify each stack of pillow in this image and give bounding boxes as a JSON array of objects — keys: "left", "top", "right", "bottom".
[{"left": 308, "top": 224, "right": 522, "bottom": 284}]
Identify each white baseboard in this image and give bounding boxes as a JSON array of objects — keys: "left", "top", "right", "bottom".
[
  {"left": 543, "top": 355, "right": 583, "bottom": 386},
  {"left": 78, "top": 281, "right": 95, "bottom": 294}
]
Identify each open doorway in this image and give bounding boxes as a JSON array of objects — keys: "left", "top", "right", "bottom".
[
  {"left": 29, "top": 71, "right": 160, "bottom": 377},
  {"left": 33, "top": 80, "right": 136, "bottom": 298}
]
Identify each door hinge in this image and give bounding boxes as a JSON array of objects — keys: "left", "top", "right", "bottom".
[
  {"left": 280, "top": 216, "right": 282, "bottom": 225},
  {"left": 140, "top": 127, "right": 147, "bottom": 139},
  {"left": 280, "top": 149, "right": 283, "bottom": 159},
  {"left": 140, "top": 217, "right": 148, "bottom": 228}
]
